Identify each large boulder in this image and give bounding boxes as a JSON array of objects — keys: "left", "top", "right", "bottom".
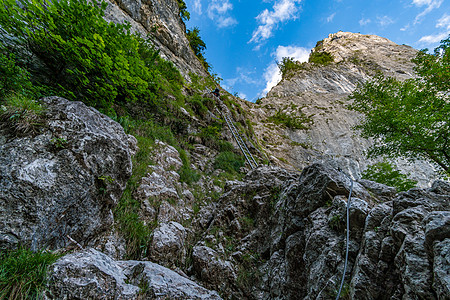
[
  {"left": 46, "top": 248, "right": 222, "bottom": 299},
  {"left": 0, "top": 97, "right": 137, "bottom": 250}
]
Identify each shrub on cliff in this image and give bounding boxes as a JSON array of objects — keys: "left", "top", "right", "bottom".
[
  {"left": 187, "top": 27, "right": 210, "bottom": 71},
  {"left": 309, "top": 51, "right": 334, "bottom": 65},
  {"left": 277, "top": 57, "right": 306, "bottom": 79},
  {"left": 362, "top": 161, "right": 417, "bottom": 192},
  {"left": 0, "top": 0, "right": 183, "bottom": 112},
  {"left": 0, "top": 54, "right": 34, "bottom": 100}
]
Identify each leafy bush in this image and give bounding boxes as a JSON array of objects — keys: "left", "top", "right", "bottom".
[
  {"left": 0, "top": 247, "right": 60, "bottom": 299},
  {"left": 361, "top": 161, "right": 417, "bottom": 192},
  {"left": 186, "top": 94, "right": 208, "bottom": 117},
  {"left": 214, "top": 151, "right": 244, "bottom": 173},
  {"left": 267, "top": 109, "right": 313, "bottom": 130},
  {"left": 309, "top": 51, "right": 334, "bottom": 65},
  {"left": 277, "top": 57, "right": 305, "bottom": 79},
  {"left": 178, "top": 165, "right": 201, "bottom": 184},
  {"left": 0, "top": 93, "right": 46, "bottom": 135},
  {"left": 186, "top": 27, "right": 210, "bottom": 71},
  {"left": 0, "top": 0, "right": 183, "bottom": 112},
  {"left": 349, "top": 35, "right": 449, "bottom": 174},
  {"left": 0, "top": 54, "right": 34, "bottom": 100},
  {"left": 177, "top": 0, "right": 190, "bottom": 21}
]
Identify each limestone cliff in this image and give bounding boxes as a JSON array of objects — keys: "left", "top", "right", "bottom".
[{"left": 248, "top": 32, "right": 439, "bottom": 187}]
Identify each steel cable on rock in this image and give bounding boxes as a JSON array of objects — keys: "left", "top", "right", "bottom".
[{"left": 335, "top": 170, "right": 353, "bottom": 300}]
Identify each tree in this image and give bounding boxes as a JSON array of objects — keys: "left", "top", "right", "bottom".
[
  {"left": 177, "top": 0, "right": 190, "bottom": 21},
  {"left": 186, "top": 27, "right": 209, "bottom": 70},
  {"left": 349, "top": 36, "right": 450, "bottom": 174}
]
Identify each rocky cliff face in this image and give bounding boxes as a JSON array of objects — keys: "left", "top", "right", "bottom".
[
  {"left": 185, "top": 164, "right": 449, "bottom": 299},
  {"left": 1, "top": 6, "right": 448, "bottom": 298},
  {"left": 104, "top": 0, "right": 208, "bottom": 79},
  {"left": 249, "top": 32, "right": 438, "bottom": 187}
]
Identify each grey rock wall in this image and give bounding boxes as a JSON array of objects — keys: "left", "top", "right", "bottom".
[
  {"left": 45, "top": 248, "right": 222, "bottom": 299},
  {"left": 189, "top": 164, "right": 450, "bottom": 299},
  {"left": 0, "top": 97, "right": 136, "bottom": 250}
]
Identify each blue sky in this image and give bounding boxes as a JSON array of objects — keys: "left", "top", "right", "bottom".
[{"left": 184, "top": 0, "right": 450, "bottom": 101}]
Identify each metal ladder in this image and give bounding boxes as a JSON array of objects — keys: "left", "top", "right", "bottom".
[{"left": 216, "top": 104, "right": 258, "bottom": 169}]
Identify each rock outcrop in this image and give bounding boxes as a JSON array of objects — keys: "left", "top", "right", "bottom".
[
  {"left": 45, "top": 248, "right": 222, "bottom": 299},
  {"left": 0, "top": 97, "right": 137, "bottom": 251},
  {"left": 249, "top": 31, "right": 439, "bottom": 186},
  {"left": 190, "top": 164, "right": 449, "bottom": 299}
]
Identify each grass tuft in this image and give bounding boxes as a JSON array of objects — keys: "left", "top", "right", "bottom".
[{"left": 0, "top": 247, "right": 61, "bottom": 300}]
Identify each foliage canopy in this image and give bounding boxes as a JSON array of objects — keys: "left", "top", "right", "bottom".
[
  {"left": 362, "top": 161, "right": 417, "bottom": 192},
  {"left": 186, "top": 27, "right": 210, "bottom": 71},
  {"left": 349, "top": 36, "right": 450, "bottom": 174},
  {"left": 277, "top": 57, "right": 305, "bottom": 79},
  {"left": 0, "top": 0, "right": 183, "bottom": 112}
]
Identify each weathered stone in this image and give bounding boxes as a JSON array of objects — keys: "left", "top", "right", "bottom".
[
  {"left": 0, "top": 97, "right": 134, "bottom": 250},
  {"left": 424, "top": 212, "right": 450, "bottom": 246},
  {"left": 357, "top": 178, "right": 398, "bottom": 201},
  {"left": 150, "top": 221, "right": 186, "bottom": 267},
  {"left": 192, "top": 245, "right": 236, "bottom": 288},
  {"left": 46, "top": 248, "right": 222, "bottom": 300},
  {"left": 46, "top": 249, "right": 139, "bottom": 299},
  {"left": 433, "top": 239, "right": 450, "bottom": 300}
]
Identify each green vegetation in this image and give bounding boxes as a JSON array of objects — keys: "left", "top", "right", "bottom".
[
  {"left": 0, "top": 247, "right": 61, "bottom": 299},
  {"left": 214, "top": 151, "right": 245, "bottom": 173},
  {"left": 267, "top": 108, "right": 313, "bottom": 130},
  {"left": 177, "top": 0, "right": 190, "bottom": 21},
  {"left": 349, "top": 36, "right": 449, "bottom": 175},
  {"left": 362, "top": 161, "right": 417, "bottom": 192},
  {"left": 0, "top": 0, "right": 249, "bottom": 266},
  {"left": 277, "top": 57, "right": 306, "bottom": 79},
  {"left": 0, "top": 53, "right": 34, "bottom": 99},
  {"left": 0, "top": 0, "right": 184, "bottom": 114},
  {"left": 0, "top": 93, "right": 45, "bottom": 136},
  {"left": 186, "top": 27, "right": 210, "bottom": 71},
  {"left": 309, "top": 51, "right": 334, "bottom": 65}
]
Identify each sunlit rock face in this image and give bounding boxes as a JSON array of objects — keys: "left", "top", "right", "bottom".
[{"left": 249, "top": 31, "right": 438, "bottom": 187}]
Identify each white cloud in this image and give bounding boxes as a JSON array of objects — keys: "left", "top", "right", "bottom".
[
  {"left": 249, "top": 0, "right": 303, "bottom": 46},
  {"left": 437, "top": 13, "right": 450, "bottom": 30},
  {"left": 207, "top": 0, "right": 238, "bottom": 28},
  {"left": 327, "top": 13, "right": 336, "bottom": 23},
  {"left": 411, "top": 0, "right": 443, "bottom": 24},
  {"left": 224, "top": 67, "right": 259, "bottom": 93},
  {"left": 238, "top": 92, "right": 247, "bottom": 100},
  {"left": 377, "top": 15, "right": 394, "bottom": 27},
  {"left": 359, "top": 18, "right": 371, "bottom": 26},
  {"left": 400, "top": 23, "right": 410, "bottom": 31},
  {"left": 418, "top": 32, "right": 449, "bottom": 43},
  {"left": 418, "top": 13, "right": 450, "bottom": 44},
  {"left": 261, "top": 45, "right": 310, "bottom": 96},
  {"left": 193, "top": 0, "right": 202, "bottom": 14}
]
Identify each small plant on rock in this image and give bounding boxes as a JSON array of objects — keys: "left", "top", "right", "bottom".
[
  {"left": 0, "top": 247, "right": 61, "bottom": 300},
  {"left": 0, "top": 93, "right": 45, "bottom": 136}
]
